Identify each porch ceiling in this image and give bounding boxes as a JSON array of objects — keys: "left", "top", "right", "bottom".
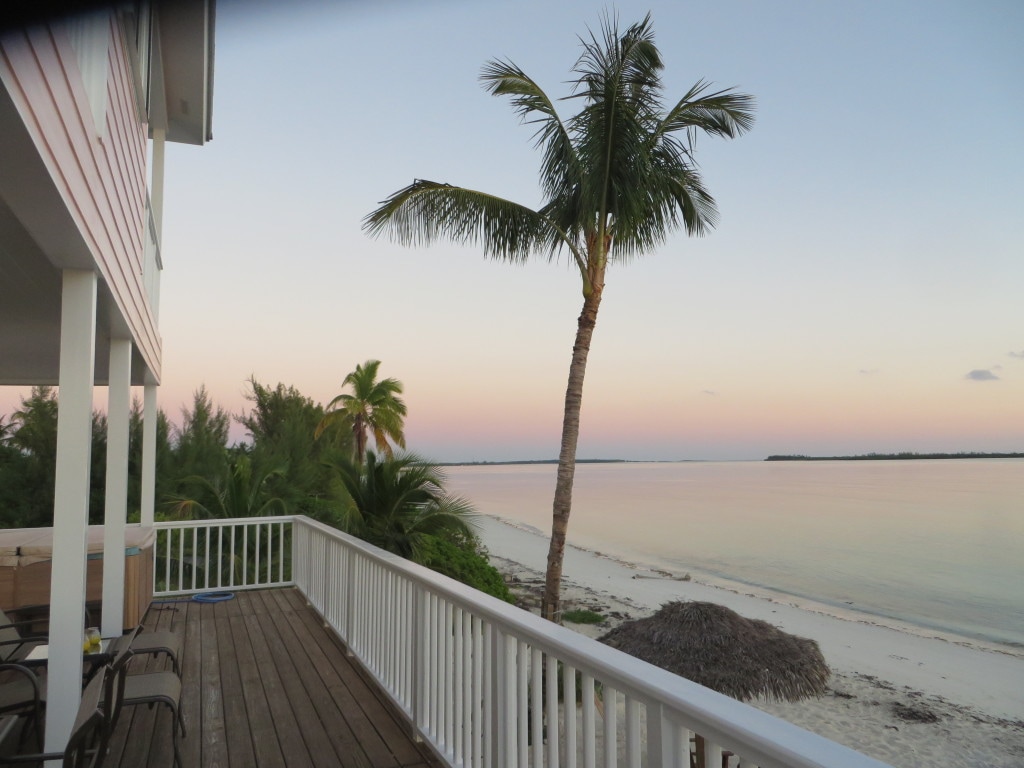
[{"left": 0, "top": 76, "right": 150, "bottom": 387}]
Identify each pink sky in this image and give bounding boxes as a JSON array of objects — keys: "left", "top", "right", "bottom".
[{"left": 3, "top": 0, "right": 1021, "bottom": 462}]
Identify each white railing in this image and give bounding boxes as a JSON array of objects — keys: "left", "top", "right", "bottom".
[
  {"left": 152, "top": 517, "right": 293, "bottom": 596},
  {"left": 157, "top": 515, "right": 892, "bottom": 768}
]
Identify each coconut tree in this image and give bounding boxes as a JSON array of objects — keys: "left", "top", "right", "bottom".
[
  {"left": 316, "top": 360, "right": 407, "bottom": 465},
  {"left": 363, "top": 14, "right": 754, "bottom": 621},
  {"left": 333, "top": 451, "right": 476, "bottom": 562}
]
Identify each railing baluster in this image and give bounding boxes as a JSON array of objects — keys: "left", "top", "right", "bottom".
[
  {"left": 625, "top": 698, "right": 640, "bottom": 768},
  {"left": 483, "top": 622, "right": 494, "bottom": 768},
  {"left": 254, "top": 522, "right": 262, "bottom": 584},
  {"left": 547, "top": 651, "right": 560, "bottom": 768},
  {"left": 444, "top": 599, "right": 454, "bottom": 757},
  {"left": 242, "top": 524, "right": 249, "bottom": 586},
  {"left": 603, "top": 685, "right": 617, "bottom": 768},
  {"left": 473, "top": 615, "right": 484, "bottom": 768},
  {"left": 462, "top": 607, "right": 473, "bottom": 766},
  {"left": 190, "top": 527, "right": 197, "bottom": 591},
  {"left": 177, "top": 527, "right": 184, "bottom": 592},
  {"left": 500, "top": 632, "right": 517, "bottom": 768},
  {"left": 531, "top": 647, "right": 543, "bottom": 768},
  {"left": 582, "top": 673, "right": 596, "bottom": 768},
  {"left": 216, "top": 525, "right": 223, "bottom": 588},
  {"left": 277, "top": 521, "right": 284, "bottom": 583},
  {"left": 454, "top": 607, "right": 465, "bottom": 766},
  {"left": 228, "top": 526, "right": 236, "bottom": 588},
  {"left": 517, "top": 640, "right": 528, "bottom": 768},
  {"left": 162, "top": 529, "right": 170, "bottom": 593},
  {"left": 203, "top": 525, "right": 211, "bottom": 589}
]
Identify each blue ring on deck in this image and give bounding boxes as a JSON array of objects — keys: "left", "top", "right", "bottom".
[{"left": 191, "top": 592, "right": 235, "bottom": 603}]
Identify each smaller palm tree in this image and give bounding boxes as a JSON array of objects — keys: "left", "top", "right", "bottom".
[
  {"left": 163, "top": 456, "right": 286, "bottom": 520},
  {"left": 161, "top": 456, "right": 288, "bottom": 587},
  {"left": 334, "top": 451, "right": 475, "bottom": 562},
  {"left": 316, "top": 360, "right": 407, "bottom": 465}
]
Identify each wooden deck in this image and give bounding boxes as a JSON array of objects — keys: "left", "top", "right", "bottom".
[{"left": 106, "top": 588, "right": 442, "bottom": 768}]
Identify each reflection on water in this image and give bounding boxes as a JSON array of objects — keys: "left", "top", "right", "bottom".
[{"left": 447, "top": 459, "right": 1024, "bottom": 649}]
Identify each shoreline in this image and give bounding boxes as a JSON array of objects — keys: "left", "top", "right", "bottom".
[
  {"left": 476, "top": 515, "right": 1024, "bottom": 768},
  {"left": 487, "top": 514, "right": 1024, "bottom": 659}
]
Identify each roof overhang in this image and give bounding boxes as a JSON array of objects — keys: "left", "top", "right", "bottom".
[{"left": 156, "top": 0, "right": 215, "bottom": 145}]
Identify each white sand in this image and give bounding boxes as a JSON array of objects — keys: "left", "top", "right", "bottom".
[{"left": 476, "top": 515, "right": 1024, "bottom": 768}]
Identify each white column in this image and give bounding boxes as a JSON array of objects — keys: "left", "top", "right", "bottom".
[
  {"left": 140, "top": 383, "right": 157, "bottom": 526},
  {"left": 101, "top": 338, "right": 131, "bottom": 637},
  {"left": 45, "top": 269, "right": 97, "bottom": 752}
]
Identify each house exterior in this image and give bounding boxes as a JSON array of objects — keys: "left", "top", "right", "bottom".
[{"left": 0, "top": 0, "right": 214, "bottom": 750}]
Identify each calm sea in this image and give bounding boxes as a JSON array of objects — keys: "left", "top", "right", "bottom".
[{"left": 445, "top": 459, "right": 1024, "bottom": 650}]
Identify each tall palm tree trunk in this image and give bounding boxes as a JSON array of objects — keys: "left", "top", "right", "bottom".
[
  {"left": 542, "top": 284, "right": 603, "bottom": 622},
  {"left": 353, "top": 415, "right": 367, "bottom": 465}
]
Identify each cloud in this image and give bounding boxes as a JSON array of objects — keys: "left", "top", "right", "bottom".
[
  {"left": 965, "top": 369, "right": 999, "bottom": 381},
  {"left": 858, "top": 368, "right": 879, "bottom": 375},
  {"left": 702, "top": 389, "right": 718, "bottom": 396},
  {"left": 1010, "top": 350, "right": 1024, "bottom": 359}
]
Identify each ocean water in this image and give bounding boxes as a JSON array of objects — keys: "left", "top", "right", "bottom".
[{"left": 445, "top": 459, "right": 1024, "bottom": 650}]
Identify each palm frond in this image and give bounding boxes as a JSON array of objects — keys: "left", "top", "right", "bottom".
[
  {"left": 481, "top": 60, "right": 580, "bottom": 206},
  {"left": 658, "top": 80, "right": 756, "bottom": 146},
  {"left": 365, "top": 179, "right": 570, "bottom": 265}
]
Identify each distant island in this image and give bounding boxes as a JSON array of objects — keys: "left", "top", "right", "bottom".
[
  {"left": 441, "top": 459, "right": 630, "bottom": 467},
  {"left": 765, "top": 452, "right": 1023, "bottom": 461}
]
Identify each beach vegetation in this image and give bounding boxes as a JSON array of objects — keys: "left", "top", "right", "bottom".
[
  {"left": 419, "top": 535, "right": 514, "bottom": 603},
  {"left": 563, "top": 608, "right": 605, "bottom": 625},
  {"left": 0, "top": 374, "right": 517, "bottom": 600},
  {"left": 362, "top": 13, "right": 754, "bottom": 621},
  {"left": 236, "top": 377, "right": 351, "bottom": 520},
  {"left": 315, "top": 359, "right": 406, "bottom": 466},
  {"left": 332, "top": 450, "right": 476, "bottom": 562},
  {"left": 163, "top": 455, "right": 287, "bottom": 521},
  {"left": 170, "top": 385, "right": 232, "bottom": 489}
]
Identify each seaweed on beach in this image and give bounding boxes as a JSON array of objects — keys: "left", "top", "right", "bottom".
[{"left": 892, "top": 702, "right": 940, "bottom": 723}]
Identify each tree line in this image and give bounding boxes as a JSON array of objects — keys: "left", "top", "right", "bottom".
[{"left": 0, "top": 361, "right": 511, "bottom": 602}]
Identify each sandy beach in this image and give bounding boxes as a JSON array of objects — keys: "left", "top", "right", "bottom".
[{"left": 475, "top": 516, "right": 1024, "bottom": 768}]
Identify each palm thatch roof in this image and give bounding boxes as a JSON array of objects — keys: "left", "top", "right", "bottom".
[{"left": 599, "top": 601, "right": 830, "bottom": 702}]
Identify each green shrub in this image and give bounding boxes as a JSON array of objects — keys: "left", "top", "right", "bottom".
[
  {"left": 563, "top": 609, "right": 604, "bottom": 625},
  {"left": 419, "top": 536, "right": 515, "bottom": 604}
]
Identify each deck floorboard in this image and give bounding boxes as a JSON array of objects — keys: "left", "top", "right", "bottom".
[{"left": 105, "top": 587, "right": 442, "bottom": 768}]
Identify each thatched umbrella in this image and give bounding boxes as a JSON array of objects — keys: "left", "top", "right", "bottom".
[
  {"left": 600, "top": 601, "right": 830, "bottom": 766},
  {"left": 599, "top": 601, "right": 830, "bottom": 702}
]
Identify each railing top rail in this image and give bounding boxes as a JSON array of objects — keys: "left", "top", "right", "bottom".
[
  {"left": 290, "top": 515, "right": 890, "bottom": 768},
  {"left": 153, "top": 516, "right": 295, "bottom": 529}
]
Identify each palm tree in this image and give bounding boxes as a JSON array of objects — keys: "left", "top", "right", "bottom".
[
  {"left": 163, "top": 455, "right": 286, "bottom": 520},
  {"left": 161, "top": 456, "right": 289, "bottom": 587},
  {"left": 316, "top": 360, "right": 407, "bottom": 465},
  {"left": 334, "top": 451, "right": 476, "bottom": 562},
  {"left": 363, "top": 14, "right": 754, "bottom": 621}
]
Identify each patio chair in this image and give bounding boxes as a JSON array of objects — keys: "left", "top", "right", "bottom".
[
  {"left": 0, "top": 666, "right": 108, "bottom": 768},
  {"left": 129, "top": 627, "right": 181, "bottom": 677},
  {"left": 0, "top": 610, "right": 47, "bottom": 665},
  {"left": 121, "top": 662, "right": 185, "bottom": 767},
  {"left": 0, "top": 626, "right": 137, "bottom": 756},
  {"left": 0, "top": 664, "right": 43, "bottom": 751}
]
